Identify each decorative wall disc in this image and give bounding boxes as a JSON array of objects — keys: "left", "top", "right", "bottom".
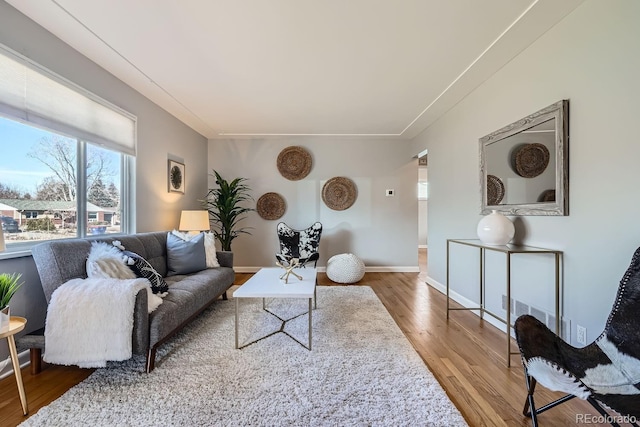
[
  {"left": 539, "top": 189, "right": 556, "bottom": 202},
  {"left": 277, "top": 146, "right": 312, "bottom": 180},
  {"left": 256, "top": 192, "right": 286, "bottom": 220},
  {"left": 487, "top": 174, "right": 505, "bottom": 205},
  {"left": 513, "top": 143, "right": 550, "bottom": 178},
  {"left": 322, "top": 177, "right": 357, "bottom": 211}
]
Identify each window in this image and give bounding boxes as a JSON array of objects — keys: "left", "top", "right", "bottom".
[
  {"left": 0, "top": 43, "right": 136, "bottom": 251},
  {"left": 0, "top": 116, "right": 130, "bottom": 246}
]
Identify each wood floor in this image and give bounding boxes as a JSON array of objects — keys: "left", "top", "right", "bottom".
[{"left": 0, "top": 249, "right": 601, "bottom": 426}]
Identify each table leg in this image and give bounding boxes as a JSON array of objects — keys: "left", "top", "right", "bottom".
[
  {"left": 7, "top": 335, "right": 27, "bottom": 415},
  {"left": 446, "top": 240, "right": 450, "bottom": 319},
  {"left": 480, "top": 247, "right": 484, "bottom": 320},
  {"left": 308, "top": 298, "right": 312, "bottom": 350},
  {"left": 235, "top": 298, "right": 239, "bottom": 349},
  {"left": 555, "top": 252, "right": 561, "bottom": 336},
  {"left": 506, "top": 252, "right": 512, "bottom": 367}
]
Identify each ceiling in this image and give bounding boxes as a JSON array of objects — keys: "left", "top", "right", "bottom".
[{"left": 6, "top": 0, "right": 584, "bottom": 140}]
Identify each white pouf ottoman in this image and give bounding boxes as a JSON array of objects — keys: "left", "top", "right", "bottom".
[{"left": 326, "top": 253, "right": 365, "bottom": 284}]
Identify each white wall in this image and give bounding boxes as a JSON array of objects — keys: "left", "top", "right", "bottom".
[
  {"left": 208, "top": 138, "right": 419, "bottom": 271},
  {"left": 0, "top": 1, "right": 209, "bottom": 363},
  {"left": 410, "top": 0, "right": 640, "bottom": 345}
]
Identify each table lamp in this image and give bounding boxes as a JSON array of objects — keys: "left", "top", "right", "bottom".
[{"left": 179, "top": 210, "right": 210, "bottom": 235}]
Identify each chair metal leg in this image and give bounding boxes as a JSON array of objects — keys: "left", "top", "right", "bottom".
[
  {"left": 522, "top": 366, "right": 576, "bottom": 426},
  {"left": 523, "top": 368, "right": 539, "bottom": 427}
]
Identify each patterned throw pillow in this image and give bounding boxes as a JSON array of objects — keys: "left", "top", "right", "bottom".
[{"left": 121, "top": 250, "right": 169, "bottom": 295}]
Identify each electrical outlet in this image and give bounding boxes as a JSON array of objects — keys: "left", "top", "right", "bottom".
[{"left": 576, "top": 325, "right": 587, "bottom": 345}]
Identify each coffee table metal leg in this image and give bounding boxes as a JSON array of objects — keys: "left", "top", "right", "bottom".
[
  {"left": 235, "top": 297, "right": 239, "bottom": 349},
  {"left": 308, "top": 298, "right": 312, "bottom": 350}
]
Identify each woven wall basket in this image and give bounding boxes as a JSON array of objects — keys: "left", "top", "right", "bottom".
[
  {"left": 277, "top": 146, "right": 312, "bottom": 180},
  {"left": 513, "top": 143, "right": 550, "bottom": 178},
  {"left": 256, "top": 192, "right": 286, "bottom": 220},
  {"left": 538, "top": 189, "right": 556, "bottom": 202},
  {"left": 322, "top": 177, "right": 357, "bottom": 211},
  {"left": 487, "top": 174, "right": 505, "bottom": 205}
]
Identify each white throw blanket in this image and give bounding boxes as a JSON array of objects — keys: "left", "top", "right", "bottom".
[{"left": 44, "top": 277, "right": 155, "bottom": 368}]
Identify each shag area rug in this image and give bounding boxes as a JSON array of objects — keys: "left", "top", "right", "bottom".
[{"left": 21, "top": 286, "right": 467, "bottom": 426}]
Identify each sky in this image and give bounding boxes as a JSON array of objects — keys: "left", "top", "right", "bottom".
[
  {"left": 0, "top": 116, "right": 53, "bottom": 195},
  {"left": 0, "top": 115, "right": 121, "bottom": 197}
]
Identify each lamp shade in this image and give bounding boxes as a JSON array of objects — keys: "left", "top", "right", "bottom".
[
  {"left": 0, "top": 225, "right": 5, "bottom": 252},
  {"left": 179, "top": 210, "right": 210, "bottom": 232}
]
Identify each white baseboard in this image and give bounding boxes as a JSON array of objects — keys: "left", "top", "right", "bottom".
[
  {"left": 365, "top": 266, "right": 420, "bottom": 273},
  {"left": 235, "top": 266, "right": 420, "bottom": 273},
  {"left": 425, "top": 275, "right": 509, "bottom": 335},
  {"left": 0, "top": 349, "right": 30, "bottom": 380}
]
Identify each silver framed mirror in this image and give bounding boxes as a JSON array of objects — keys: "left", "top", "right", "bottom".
[{"left": 480, "top": 100, "right": 569, "bottom": 216}]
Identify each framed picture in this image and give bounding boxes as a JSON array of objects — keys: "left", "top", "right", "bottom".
[{"left": 168, "top": 160, "right": 185, "bottom": 194}]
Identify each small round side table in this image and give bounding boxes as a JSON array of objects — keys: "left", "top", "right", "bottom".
[{"left": 1, "top": 316, "right": 28, "bottom": 415}]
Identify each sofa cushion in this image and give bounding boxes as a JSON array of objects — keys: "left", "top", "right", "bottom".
[{"left": 166, "top": 232, "right": 206, "bottom": 276}]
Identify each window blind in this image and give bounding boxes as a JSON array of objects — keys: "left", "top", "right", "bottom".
[{"left": 0, "top": 44, "right": 137, "bottom": 156}]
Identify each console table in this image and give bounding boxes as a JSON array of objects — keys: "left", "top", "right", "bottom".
[{"left": 446, "top": 239, "right": 562, "bottom": 367}]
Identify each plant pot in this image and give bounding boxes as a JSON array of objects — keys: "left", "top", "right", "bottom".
[{"left": 0, "top": 306, "right": 9, "bottom": 330}]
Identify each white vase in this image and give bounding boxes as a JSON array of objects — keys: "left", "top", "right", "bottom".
[{"left": 477, "top": 210, "right": 515, "bottom": 245}]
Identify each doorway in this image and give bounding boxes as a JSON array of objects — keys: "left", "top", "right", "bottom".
[{"left": 418, "top": 150, "right": 428, "bottom": 274}]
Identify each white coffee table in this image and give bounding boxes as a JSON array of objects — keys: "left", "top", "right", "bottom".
[{"left": 233, "top": 267, "right": 317, "bottom": 350}]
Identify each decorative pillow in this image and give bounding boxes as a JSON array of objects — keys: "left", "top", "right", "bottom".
[
  {"left": 203, "top": 232, "right": 220, "bottom": 268},
  {"left": 86, "top": 241, "right": 136, "bottom": 280},
  {"left": 122, "top": 250, "right": 169, "bottom": 295},
  {"left": 166, "top": 231, "right": 207, "bottom": 276},
  {"left": 171, "top": 230, "right": 219, "bottom": 268}
]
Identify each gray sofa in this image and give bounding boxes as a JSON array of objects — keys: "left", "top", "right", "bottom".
[{"left": 26, "top": 231, "right": 234, "bottom": 373}]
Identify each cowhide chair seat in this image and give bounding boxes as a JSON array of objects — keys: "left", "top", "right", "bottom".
[
  {"left": 275, "top": 222, "right": 322, "bottom": 268},
  {"left": 515, "top": 246, "right": 640, "bottom": 426}
]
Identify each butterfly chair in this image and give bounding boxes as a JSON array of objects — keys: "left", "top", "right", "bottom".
[
  {"left": 514, "top": 246, "right": 640, "bottom": 426},
  {"left": 275, "top": 222, "right": 322, "bottom": 268}
]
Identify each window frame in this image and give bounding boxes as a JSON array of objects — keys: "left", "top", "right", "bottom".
[
  {"left": 0, "top": 42, "right": 137, "bottom": 259},
  {"left": 0, "top": 131, "right": 135, "bottom": 259}
]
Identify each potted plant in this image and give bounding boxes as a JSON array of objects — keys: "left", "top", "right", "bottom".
[
  {"left": 202, "top": 170, "right": 254, "bottom": 251},
  {"left": 0, "top": 272, "right": 22, "bottom": 327}
]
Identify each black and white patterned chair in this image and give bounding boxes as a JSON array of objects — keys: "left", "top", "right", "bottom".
[
  {"left": 275, "top": 222, "right": 322, "bottom": 268},
  {"left": 514, "top": 246, "right": 640, "bottom": 426}
]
